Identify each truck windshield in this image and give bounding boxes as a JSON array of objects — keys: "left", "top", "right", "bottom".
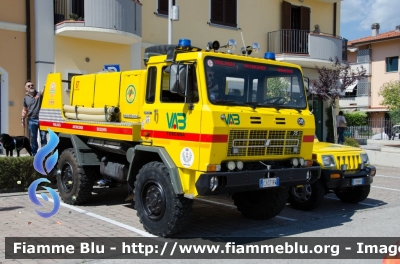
[{"left": 204, "top": 57, "right": 307, "bottom": 110}]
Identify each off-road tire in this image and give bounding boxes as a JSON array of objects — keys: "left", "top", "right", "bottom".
[
  {"left": 288, "top": 179, "right": 325, "bottom": 211},
  {"left": 134, "top": 161, "right": 193, "bottom": 237},
  {"left": 232, "top": 188, "right": 288, "bottom": 220},
  {"left": 145, "top": 45, "right": 177, "bottom": 55},
  {"left": 334, "top": 184, "right": 371, "bottom": 204},
  {"left": 57, "top": 148, "right": 95, "bottom": 205}
]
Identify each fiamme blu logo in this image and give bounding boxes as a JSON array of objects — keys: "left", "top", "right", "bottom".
[{"left": 28, "top": 129, "right": 60, "bottom": 218}]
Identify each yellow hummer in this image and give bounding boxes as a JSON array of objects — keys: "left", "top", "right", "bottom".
[
  {"left": 288, "top": 136, "right": 376, "bottom": 211},
  {"left": 40, "top": 39, "right": 320, "bottom": 236}
]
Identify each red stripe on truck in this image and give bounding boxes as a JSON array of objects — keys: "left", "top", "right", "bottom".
[
  {"left": 40, "top": 121, "right": 133, "bottom": 135},
  {"left": 303, "top": 135, "right": 315, "bottom": 142},
  {"left": 141, "top": 130, "right": 228, "bottom": 143}
]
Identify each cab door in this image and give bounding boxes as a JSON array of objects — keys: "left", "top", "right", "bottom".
[{"left": 141, "top": 63, "right": 202, "bottom": 172}]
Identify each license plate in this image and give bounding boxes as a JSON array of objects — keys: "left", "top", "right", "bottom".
[
  {"left": 259, "top": 178, "right": 280, "bottom": 188},
  {"left": 351, "top": 178, "right": 364, "bottom": 186}
]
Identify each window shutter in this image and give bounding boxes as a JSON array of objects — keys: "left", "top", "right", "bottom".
[
  {"left": 225, "top": 0, "right": 237, "bottom": 27},
  {"left": 211, "top": 0, "right": 224, "bottom": 24},
  {"left": 300, "top": 6, "right": 310, "bottom": 31},
  {"left": 282, "top": 1, "right": 291, "bottom": 30}
]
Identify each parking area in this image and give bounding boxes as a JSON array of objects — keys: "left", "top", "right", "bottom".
[{"left": 1, "top": 165, "right": 400, "bottom": 263}]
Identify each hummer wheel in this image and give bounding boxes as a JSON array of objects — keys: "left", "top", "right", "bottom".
[
  {"left": 288, "top": 179, "right": 325, "bottom": 211},
  {"left": 134, "top": 161, "right": 193, "bottom": 237},
  {"left": 232, "top": 188, "right": 288, "bottom": 220},
  {"left": 334, "top": 184, "right": 371, "bottom": 204},
  {"left": 57, "top": 148, "right": 95, "bottom": 205}
]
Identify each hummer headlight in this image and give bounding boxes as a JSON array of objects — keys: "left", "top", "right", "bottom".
[
  {"left": 321, "top": 155, "right": 336, "bottom": 168},
  {"left": 361, "top": 153, "right": 369, "bottom": 165}
]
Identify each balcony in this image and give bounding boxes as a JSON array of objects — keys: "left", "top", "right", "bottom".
[
  {"left": 54, "top": 0, "right": 142, "bottom": 45},
  {"left": 339, "top": 81, "right": 371, "bottom": 109},
  {"left": 350, "top": 62, "right": 371, "bottom": 76},
  {"left": 267, "top": 30, "right": 347, "bottom": 68}
]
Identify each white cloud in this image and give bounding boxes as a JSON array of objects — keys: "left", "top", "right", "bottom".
[{"left": 341, "top": 0, "right": 400, "bottom": 31}]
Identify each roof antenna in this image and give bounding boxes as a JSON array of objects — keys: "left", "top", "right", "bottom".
[{"left": 239, "top": 28, "right": 247, "bottom": 56}]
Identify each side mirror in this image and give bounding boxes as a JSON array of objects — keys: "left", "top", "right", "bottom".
[{"left": 169, "top": 64, "right": 187, "bottom": 94}]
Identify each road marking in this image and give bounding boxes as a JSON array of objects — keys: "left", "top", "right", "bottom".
[
  {"left": 325, "top": 196, "right": 377, "bottom": 207},
  {"left": 372, "top": 186, "right": 400, "bottom": 192},
  {"left": 36, "top": 194, "right": 155, "bottom": 237},
  {"left": 196, "top": 198, "right": 297, "bottom": 221},
  {"left": 375, "top": 174, "right": 400, "bottom": 179}
]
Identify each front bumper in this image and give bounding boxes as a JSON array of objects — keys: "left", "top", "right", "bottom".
[
  {"left": 322, "top": 165, "right": 376, "bottom": 189},
  {"left": 195, "top": 166, "right": 320, "bottom": 195}
]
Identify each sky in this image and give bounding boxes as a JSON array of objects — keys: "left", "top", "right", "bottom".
[{"left": 340, "top": 0, "right": 400, "bottom": 41}]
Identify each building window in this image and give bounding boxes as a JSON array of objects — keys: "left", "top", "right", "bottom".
[
  {"left": 157, "top": 0, "right": 175, "bottom": 16},
  {"left": 386, "top": 57, "right": 399, "bottom": 72},
  {"left": 66, "top": 73, "right": 82, "bottom": 92},
  {"left": 281, "top": 1, "right": 310, "bottom": 31},
  {"left": 210, "top": 0, "right": 237, "bottom": 28}
]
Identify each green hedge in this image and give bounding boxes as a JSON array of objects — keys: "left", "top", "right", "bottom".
[
  {"left": 344, "top": 137, "right": 360, "bottom": 148},
  {"left": 0, "top": 157, "right": 44, "bottom": 192}
]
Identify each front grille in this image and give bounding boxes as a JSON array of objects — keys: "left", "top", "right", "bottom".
[
  {"left": 336, "top": 155, "right": 361, "bottom": 170},
  {"left": 227, "top": 130, "right": 303, "bottom": 157}
]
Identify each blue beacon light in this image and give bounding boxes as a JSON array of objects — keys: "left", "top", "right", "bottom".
[
  {"left": 178, "top": 39, "right": 192, "bottom": 47},
  {"left": 264, "top": 52, "right": 276, "bottom": 60}
]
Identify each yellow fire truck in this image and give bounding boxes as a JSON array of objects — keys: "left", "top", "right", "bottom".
[{"left": 40, "top": 39, "right": 320, "bottom": 236}]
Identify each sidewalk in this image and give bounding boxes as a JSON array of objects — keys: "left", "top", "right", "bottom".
[{"left": 361, "top": 139, "right": 400, "bottom": 168}]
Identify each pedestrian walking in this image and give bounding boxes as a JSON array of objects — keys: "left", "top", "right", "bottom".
[
  {"left": 21, "top": 80, "right": 47, "bottom": 156},
  {"left": 336, "top": 111, "right": 347, "bottom": 144}
]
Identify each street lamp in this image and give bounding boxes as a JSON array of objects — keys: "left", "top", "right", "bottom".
[{"left": 168, "top": 0, "right": 179, "bottom": 44}]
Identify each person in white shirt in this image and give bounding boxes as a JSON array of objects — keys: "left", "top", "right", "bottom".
[{"left": 336, "top": 111, "right": 347, "bottom": 144}]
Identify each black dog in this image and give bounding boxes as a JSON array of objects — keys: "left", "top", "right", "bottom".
[{"left": 0, "top": 133, "right": 32, "bottom": 157}]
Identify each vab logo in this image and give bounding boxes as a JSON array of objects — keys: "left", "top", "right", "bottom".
[
  {"left": 225, "top": 114, "right": 240, "bottom": 125},
  {"left": 167, "top": 113, "right": 186, "bottom": 130},
  {"left": 29, "top": 129, "right": 60, "bottom": 218}
]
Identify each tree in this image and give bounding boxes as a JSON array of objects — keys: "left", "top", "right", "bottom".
[
  {"left": 388, "top": 109, "right": 400, "bottom": 125},
  {"left": 378, "top": 80, "right": 400, "bottom": 111},
  {"left": 266, "top": 77, "right": 290, "bottom": 98},
  {"left": 310, "top": 57, "right": 367, "bottom": 106}
]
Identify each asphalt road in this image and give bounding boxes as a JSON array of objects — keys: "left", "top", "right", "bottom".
[{"left": 1, "top": 165, "right": 399, "bottom": 264}]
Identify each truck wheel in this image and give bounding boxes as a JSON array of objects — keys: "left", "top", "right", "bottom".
[
  {"left": 232, "top": 188, "right": 288, "bottom": 220},
  {"left": 145, "top": 45, "right": 177, "bottom": 55},
  {"left": 134, "top": 161, "right": 193, "bottom": 237},
  {"left": 57, "top": 148, "right": 95, "bottom": 205},
  {"left": 334, "top": 184, "right": 371, "bottom": 204},
  {"left": 288, "top": 179, "right": 325, "bottom": 211}
]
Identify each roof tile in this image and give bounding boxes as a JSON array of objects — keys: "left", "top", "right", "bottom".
[{"left": 348, "top": 30, "right": 400, "bottom": 45}]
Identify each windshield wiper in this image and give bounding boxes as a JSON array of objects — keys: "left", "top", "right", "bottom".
[
  {"left": 243, "top": 102, "right": 262, "bottom": 110},
  {"left": 214, "top": 99, "right": 240, "bottom": 106},
  {"left": 264, "top": 103, "right": 302, "bottom": 113}
]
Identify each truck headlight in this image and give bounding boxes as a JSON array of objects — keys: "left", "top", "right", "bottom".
[
  {"left": 291, "top": 158, "right": 299, "bottom": 167},
  {"left": 361, "top": 153, "right": 369, "bottom": 165},
  {"left": 227, "top": 161, "right": 236, "bottom": 171},
  {"left": 321, "top": 155, "right": 336, "bottom": 168},
  {"left": 236, "top": 161, "right": 244, "bottom": 170}
]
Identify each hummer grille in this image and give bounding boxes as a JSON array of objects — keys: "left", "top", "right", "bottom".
[
  {"left": 336, "top": 155, "right": 361, "bottom": 170},
  {"left": 227, "top": 130, "right": 303, "bottom": 157}
]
